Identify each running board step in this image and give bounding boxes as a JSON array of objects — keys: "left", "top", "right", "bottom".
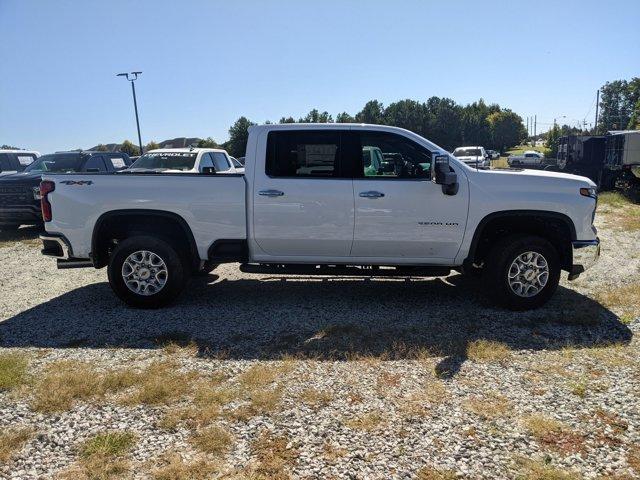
[
  {"left": 57, "top": 259, "right": 94, "bottom": 269},
  {"left": 239, "top": 264, "right": 451, "bottom": 277}
]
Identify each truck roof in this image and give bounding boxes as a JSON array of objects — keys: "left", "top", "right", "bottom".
[
  {"left": 248, "top": 123, "right": 444, "bottom": 153},
  {"left": 146, "top": 148, "right": 227, "bottom": 154}
]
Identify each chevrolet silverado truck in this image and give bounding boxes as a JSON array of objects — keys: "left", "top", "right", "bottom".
[{"left": 39, "top": 124, "right": 600, "bottom": 310}]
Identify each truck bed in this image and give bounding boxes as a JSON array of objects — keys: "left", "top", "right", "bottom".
[{"left": 43, "top": 172, "right": 247, "bottom": 260}]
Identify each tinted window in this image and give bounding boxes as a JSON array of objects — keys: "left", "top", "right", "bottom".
[
  {"left": 356, "top": 131, "right": 431, "bottom": 179},
  {"left": 25, "top": 153, "right": 83, "bottom": 173},
  {"left": 131, "top": 152, "right": 197, "bottom": 171},
  {"left": 453, "top": 148, "right": 481, "bottom": 157},
  {"left": 84, "top": 156, "right": 107, "bottom": 172},
  {"left": 200, "top": 153, "right": 214, "bottom": 170},
  {"left": 266, "top": 130, "right": 341, "bottom": 178},
  {"left": 0, "top": 154, "right": 13, "bottom": 171},
  {"left": 212, "top": 152, "right": 230, "bottom": 172}
]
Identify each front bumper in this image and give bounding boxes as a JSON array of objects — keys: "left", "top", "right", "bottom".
[{"left": 568, "top": 238, "right": 600, "bottom": 280}]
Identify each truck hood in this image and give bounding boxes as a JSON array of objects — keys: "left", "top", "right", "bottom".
[
  {"left": 456, "top": 156, "right": 483, "bottom": 162},
  {"left": 0, "top": 171, "right": 42, "bottom": 186},
  {"left": 469, "top": 167, "right": 597, "bottom": 192}
]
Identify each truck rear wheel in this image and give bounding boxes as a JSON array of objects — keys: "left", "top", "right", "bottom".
[
  {"left": 483, "top": 234, "right": 560, "bottom": 310},
  {"left": 107, "top": 235, "right": 188, "bottom": 308}
]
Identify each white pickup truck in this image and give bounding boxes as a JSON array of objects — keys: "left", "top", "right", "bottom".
[{"left": 39, "top": 124, "right": 600, "bottom": 310}]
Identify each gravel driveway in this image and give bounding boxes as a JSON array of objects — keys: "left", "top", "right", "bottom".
[{"left": 0, "top": 210, "right": 638, "bottom": 479}]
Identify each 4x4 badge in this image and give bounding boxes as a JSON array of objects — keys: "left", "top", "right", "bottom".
[{"left": 60, "top": 180, "right": 93, "bottom": 185}]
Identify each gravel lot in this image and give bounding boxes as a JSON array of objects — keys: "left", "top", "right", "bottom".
[{"left": 0, "top": 203, "right": 639, "bottom": 479}]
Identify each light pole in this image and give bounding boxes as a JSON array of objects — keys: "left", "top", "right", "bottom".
[{"left": 117, "top": 71, "right": 143, "bottom": 155}]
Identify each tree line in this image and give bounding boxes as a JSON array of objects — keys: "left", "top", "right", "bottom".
[{"left": 218, "top": 98, "right": 527, "bottom": 158}]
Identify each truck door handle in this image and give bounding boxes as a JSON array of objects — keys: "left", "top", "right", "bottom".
[
  {"left": 258, "top": 189, "right": 284, "bottom": 197},
  {"left": 359, "top": 191, "right": 385, "bottom": 198}
]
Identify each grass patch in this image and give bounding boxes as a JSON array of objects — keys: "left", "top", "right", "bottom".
[
  {"left": 80, "top": 431, "right": 136, "bottom": 458},
  {"left": 466, "top": 340, "right": 511, "bottom": 362},
  {"left": 31, "top": 360, "right": 103, "bottom": 412},
  {"left": 60, "top": 457, "right": 130, "bottom": 480},
  {"left": 416, "top": 466, "right": 458, "bottom": 480},
  {"left": 595, "top": 282, "right": 640, "bottom": 321},
  {"left": 506, "top": 145, "right": 551, "bottom": 157},
  {"left": 151, "top": 454, "right": 219, "bottom": 480},
  {"left": 522, "top": 414, "right": 584, "bottom": 454},
  {"left": 229, "top": 388, "right": 283, "bottom": 421},
  {"left": 463, "top": 393, "right": 511, "bottom": 420},
  {"left": 515, "top": 457, "right": 580, "bottom": 480},
  {"left": 125, "top": 361, "right": 196, "bottom": 406},
  {"left": 250, "top": 432, "right": 298, "bottom": 479},
  {"left": 0, "top": 352, "right": 29, "bottom": 391},
  {"left": 0, "top": 427, "right": 33, "bottom": 462},
  {"left": 298, "top": 388, "right": 333, "bottom": 409},
  {"left": 597, "top": 192, "right": 640, "bottom": 231},
  {"left": 345, "top": 412, "right": 385, "bottom": 432},
  {"left": 190, "top": 425, "right": 233, "bottom": 456},
  {"left": 237, "top": 363, "right": 291, "bottom": 389}
]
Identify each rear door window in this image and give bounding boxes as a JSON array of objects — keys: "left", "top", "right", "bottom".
[
  {"left": 212, "top": 152, "right": 231, "bottom": 172},
  {"left": 84, "top": 156, "right": 108, "bottom": 172},
  {"left": 266, "top": 130, "right": 344, "bottom": 178}
]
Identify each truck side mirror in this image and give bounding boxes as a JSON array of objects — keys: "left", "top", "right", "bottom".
[{"left": 432, "top": 154, "right": 459, "bottom": 195}]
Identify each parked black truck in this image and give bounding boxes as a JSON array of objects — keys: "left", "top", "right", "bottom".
[{"left": 0, "top": 151, "right": 131, "bottom": 230}]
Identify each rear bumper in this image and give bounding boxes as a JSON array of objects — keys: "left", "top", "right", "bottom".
[
  {"left": 568, "top": 238, "right": 600, "bottom": 280},
  {"left": 40, "top": 233, "right": 93, "bottom": 269}
]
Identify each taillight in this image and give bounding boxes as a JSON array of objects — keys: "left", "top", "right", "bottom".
[{"left": 40, "top": 180, "right": 55, "bottom": 222}]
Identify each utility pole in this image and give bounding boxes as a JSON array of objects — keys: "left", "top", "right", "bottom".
[
  {"left": 534, "top": 115, "right": 537, "bottom": 139},
  {"left": 117, "top": 71, "right": 144, "bottom": 155},
  {"left": 526, "top": 117, "right": 529, "bottom": 138},
  {"left": 594, "top": 89, "right": 600, "bottom": 134}
]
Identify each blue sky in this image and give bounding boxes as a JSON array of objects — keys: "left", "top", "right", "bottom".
[{"left": 1, "top": 0, "right": 638, "bottom": 152}]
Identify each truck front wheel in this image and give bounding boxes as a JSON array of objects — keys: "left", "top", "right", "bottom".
[
  {"left": 107, "top": 235, "right": 188, "bottom": 308},
  {"left": 483, "top": 234, "right": 560, "bottom": 310}
]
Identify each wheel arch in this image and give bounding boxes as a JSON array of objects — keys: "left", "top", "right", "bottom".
[
  {"left": 91, "top": 209, "right": 200, "bottom": 270},
  {"left": 465, "top": 210, "right": 576, "bottom": 271}
]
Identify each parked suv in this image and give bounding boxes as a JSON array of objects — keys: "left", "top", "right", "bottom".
[
  {"left": 452, "top": 146, "right": 489, "bottom": 167},
  {"left": 0, "top": 150, "right": 40, "bottom": 176},
  {"left": 0, "top": 150, "right": 130, "bottom": 229}
]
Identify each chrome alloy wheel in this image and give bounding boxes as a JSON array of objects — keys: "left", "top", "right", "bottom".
[
  {"left": 121, "top": 250, "right": 168, "bottom": 296},
  {"left": 507, "top": 251, "right": 549, "bottom": 298}
]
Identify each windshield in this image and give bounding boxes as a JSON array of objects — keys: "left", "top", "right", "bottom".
[
  {"left": 24, "top": 153, "right": 83, "bottom": 173},
  {"left": 130, "top": 152, "right": 197, "bottom": 171},
  {"left": 453, "top": 148, "right": 481, "bottom": 157}
]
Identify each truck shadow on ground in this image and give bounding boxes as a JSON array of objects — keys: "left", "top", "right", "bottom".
[{"left": 0, "top": 272, "right": 632, "bottom": 378}]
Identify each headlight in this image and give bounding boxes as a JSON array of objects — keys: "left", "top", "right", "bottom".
[{"left": 580, "top": 187, "right": 597, "bottom": 199}]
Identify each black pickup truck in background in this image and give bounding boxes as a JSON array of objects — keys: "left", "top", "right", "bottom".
[{"left": 0, "top": 150, "right": 131, "bottom": 230}]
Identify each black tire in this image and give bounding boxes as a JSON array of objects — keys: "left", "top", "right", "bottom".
[
  {"left": 483, "top": 234, "right": 560, "bottom": 310},
  {"left": 107, "top": 235, "right": 188, "bottom": 308}
]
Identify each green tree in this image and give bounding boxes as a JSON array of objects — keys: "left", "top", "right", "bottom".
[
  {"left": 460, "top": 100, "right": 493, "bottom": 148},
  {"left": 597, "top": 78, "right": 640, "bottom": 132},
  {"left": 145, "top": 140, "right": 160, "bottom": 151},
  {"left": 355, "top": 100, "right": 385, "bottom": 124},
  {"left": 1, "top": 144, "right": 20, "bottom": 149},
  {"left": 545, "top": 124, "right": 561, "bottom": 156},
  {"left": 278, "top": 116, "right": 296, "bottom": 124},
  {"left": 487, "top": 110, "right": 526, "bottom": 152},
  {"left": 196, "top": 137, "right": 218, "bottom": 148},
  {"left": 227, "top": 117, "right": 256, "bottom": 157},
  {"left": 383, "top": 99, "right": 430, "bottom": 137},
  {"left": 119, "top": 140, "right": 140, "bottom": 156},
  {"left": 299, "top": 109, "right": 333, "bottom": 123},
  {"left": 94, "top": 144, "right": 109, "bottom": 152},
  {"left": 335, "top": 112, "right": 355, "bottom": 123},
  {"left": 424, "top": 97, "right": 463, "bottom": 151}
]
